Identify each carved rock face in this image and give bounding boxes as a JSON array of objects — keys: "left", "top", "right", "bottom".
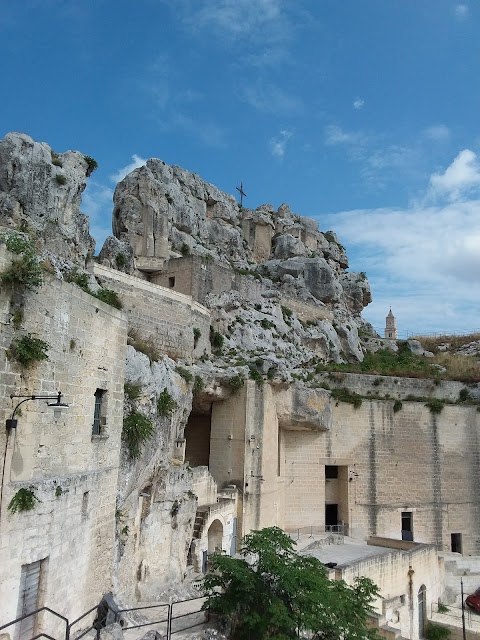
[{"left": 0, "top": 132, "right": 95, "bottom": 264}]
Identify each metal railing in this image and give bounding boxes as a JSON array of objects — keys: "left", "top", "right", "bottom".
[
  {"left": 430, "top": 602, "right": 480, "bottom": 630},
  {"left": 0, "top": 607, "right": 69, "bottom": 640},
  {"left": 289, "top": 524, "right": 347, "bottom": 540},
  {"left": 0, "top": 594, "right": 208, "bottom": 640}
]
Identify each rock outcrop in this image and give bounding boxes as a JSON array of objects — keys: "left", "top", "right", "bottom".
[
  {"left": 0, "top": 132, "right": 95, "bottom": 264},
  {"left": 100, "top": 156, "right": 373, "bottom": 363}
]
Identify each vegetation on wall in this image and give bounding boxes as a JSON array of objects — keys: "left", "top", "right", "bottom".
[
  {"left": 8, "top": 487, "right": 40, "bottom": 514},
  {"left": 8, "top": 333, "right": 50, "bottom": 368},
  {"left": 157, "top": 388, "right": 176, "bottom": 417},
  {"left": 425, "top": 399, "right": 445, "bottom": 415},
  {"left": 316, "top": 340, "right": 480, "bottom": 384},
  {"left": 127, "top": 329, "right": 160, "bottom": 363},
  {"left": 331, "top": 387, "right": 362, "bottom": 409},
  {"left": 193, "top": 375, "right": 204, "bottom": 394},
  {"left": 122, "top": 411, "right": 155, "bottom": 459},
  {"left": 176, "top": 366, "right": 193, "bottom": 384},
  {"left": 0, "top": 231, "right": 43, "bottom": 291},
  {"left": 65, "top": 270, "right": 122, "bottom": 309},
  {"left": 210, "top": 328, "right": 224, "bottom": 353},
  {"left": 124, "top": 382, "right": 142, "bottom": 400},
  {"left": 202, "top": 527, "right": 380, "bottom": 640},
  {"left": 83, "top": 155, "right": 98, "bottom": 176},
  {"left": 228, "top": 374, "right": 245, "bottom": 392}
]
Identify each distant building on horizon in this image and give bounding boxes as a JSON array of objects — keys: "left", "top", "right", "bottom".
[{"left": 385, "top": 308, "right": 398, "bottom": 340}]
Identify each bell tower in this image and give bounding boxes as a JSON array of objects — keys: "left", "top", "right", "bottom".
[{"left": 385, "top": 308, "right": 398, "bottom": 340}]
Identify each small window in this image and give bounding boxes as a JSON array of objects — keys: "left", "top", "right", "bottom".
[
  {"left": 325, "top": 465, "right": 338, "bottom": 479},
  {"left": 92, "top": 389, "right": 106, "bottom": 435},
  {"left": 451, "top": 533, "right": 462, "bottom": 554},
  {"left": 169, "top": 276, "right": 175, "bottom": 288},
  {"left": 401, "top": 511, "right": 413, "bottom": 541}
]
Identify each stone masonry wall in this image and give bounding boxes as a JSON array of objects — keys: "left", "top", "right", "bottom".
[
  {"left": 92, "top": 263, "right": 211, "bottom": 361},
  {"left": 281, "top": 397, "right": 480, "bottom": 555},
  {"left": 0, "top": 244, "right": 127, "bottom": 633},
  {"left": 338, "top": 544, "right": 442, "bottom": 640}
]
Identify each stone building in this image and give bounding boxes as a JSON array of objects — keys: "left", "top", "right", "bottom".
[{"left": 0, "top": 245, "right": 126, "bottom": 636}]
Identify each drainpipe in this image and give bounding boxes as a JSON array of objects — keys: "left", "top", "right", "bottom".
[{"left": 408, "top": 565, "right": 415, "bottom": 640}]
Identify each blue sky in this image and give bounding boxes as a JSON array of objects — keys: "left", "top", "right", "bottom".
[{"left": 1, "top": 0, "right": 480, "bottom": 336}]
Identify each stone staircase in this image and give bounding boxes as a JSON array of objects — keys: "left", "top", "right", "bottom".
[{"left": 193, "top": 508, "right": 209, "bottom": 540}]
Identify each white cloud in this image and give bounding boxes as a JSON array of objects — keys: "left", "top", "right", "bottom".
[
  {"left": 423, "top": 124, "right": 450, "bottom": 141},
  {"left": 270, "top": 130, "right": 293, "bottom": 158},
  {"left": 110, "top": 154, "right": 147, "bottom": 184},
  {"left": 353, "top": 97, "right": 364, "bottom": 110},
  {"left": 454, "top": 4, "right": 469, "bottom": 20},
  {"left": 322, "top": 198, "right": 480, "bottom": 335},
  {"left": 429, "top": 149, "right": 480, "bottom": 201}
]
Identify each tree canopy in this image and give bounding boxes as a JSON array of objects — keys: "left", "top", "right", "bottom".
[{"left": 202, "top": 527, "right": 380, "bottom": 640}]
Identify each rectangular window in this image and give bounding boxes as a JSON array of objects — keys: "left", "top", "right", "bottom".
[
  {"left": 92, "top": 389, "right": 106, "bottom": 435},
  {"left": 325, "top": 465, "right": 338, "bottom": 479},
  {"left": 451, "top": 533, "right": 462, "bottom": 554},
  {"left": 401, "top": 512, "right": 413, "bottom": 541}
]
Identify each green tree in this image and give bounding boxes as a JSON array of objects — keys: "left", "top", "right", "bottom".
[{"left": 202, "top": 527, "right": 380, "bottom": 640}]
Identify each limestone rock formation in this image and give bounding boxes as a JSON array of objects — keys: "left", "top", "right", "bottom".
[
  {"left": 101, "top": 154, "right": 372, "bottom": 362},
  {"left": 0, "top": 132, "right": 95, "bottom": 264}
]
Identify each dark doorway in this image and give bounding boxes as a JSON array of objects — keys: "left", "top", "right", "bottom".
[
  {"left": 451, "top": 533, "right": 462, "bottom": 554},
  {"left": 184, "top": 411, "right": 211, "bottom": 468},
  {"left": 401, "top": 511, "right": 413, "bottom": 541},
  {"left": 325, "top": 504, "right": 338, "bottom": 526}
]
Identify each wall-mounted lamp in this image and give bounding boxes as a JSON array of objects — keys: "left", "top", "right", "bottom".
[{"left": 6, "top": 392, "right": 69, "bottom": 430}]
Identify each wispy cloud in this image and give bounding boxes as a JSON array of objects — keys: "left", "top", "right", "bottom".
[
  {"left": 324, "top": 125, "right": 366, "bottom": 147},
  {"left": 141, "top": 53, "right": 228, "bottom": 148},
  {"left": 454, "top": 4, "right": 469, "bottom": 20},
  {"left": 171, "top": 0, "right": 305, "bottom": 70},
  {"left": 353, "top": 97, "right": 365, "bottom": 110},
  {"left": 423, "top": 124, "right": 450, "bottom": 142},
  {"left": 429, "top": 149, "right": 480, "bottom": 201},
  {"left": 110, "top": 154, "right": 147, "bottom": 184},
  {"left": 270, "top": 129, "right": 293, "bottom": 158},
  {"left": 323, "top": 150, "right": 480, "bottom": 334},
  {"left": 242, "top": 82, "right": 303, "bottom": 115},
  {"left": 177, "top": 0, "right": 289, "bottom": 46}
]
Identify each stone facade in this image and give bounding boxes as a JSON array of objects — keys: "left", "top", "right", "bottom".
[{"left": 0, "top": 244, "right": 126, "bottom": 635}]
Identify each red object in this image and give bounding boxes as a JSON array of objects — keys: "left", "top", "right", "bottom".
[{"left": 465, "top": 588, "right": 480, "bottom": 612}]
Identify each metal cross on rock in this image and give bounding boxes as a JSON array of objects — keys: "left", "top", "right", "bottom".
[{"left": 236, "top": 182, "right": 246, "bottom": 207}]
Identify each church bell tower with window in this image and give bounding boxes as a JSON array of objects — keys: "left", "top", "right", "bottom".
[{"left": 385, "top": 308, "right": 398, "bottom": 340}]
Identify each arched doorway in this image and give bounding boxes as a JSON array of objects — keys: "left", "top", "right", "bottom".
[
  {"left": 417, "top": 584, "right": 426, "bottom": 638},
  {"left": 207, "top": 519, "right": 224, "bottom": 554}
]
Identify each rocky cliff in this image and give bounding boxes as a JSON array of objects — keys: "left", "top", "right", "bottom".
[
  {"left": 99, "top": 157, "right": 373, "bottom": 366},
  {"left": 0, "top": 132, "right": 95, "bottom": 265}
]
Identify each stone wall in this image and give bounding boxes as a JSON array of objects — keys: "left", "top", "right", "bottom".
[
  {"left": 153, "top": 256, "right": 266, "bottom": 306},
  {"left": 0, "top": 244, "right": 127, "bottom": 632},
  {"left": 92, "top": 263, "right": 211, "bottom": 361},
  {"left": 337, "top": 544, "right": 442, "bottom": 640},
  {"left": 281, "top": 396, "right": 480, "bottom": 554},
  {"left": 322, "top": 371, "right": 480, "bottom": 403}
]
